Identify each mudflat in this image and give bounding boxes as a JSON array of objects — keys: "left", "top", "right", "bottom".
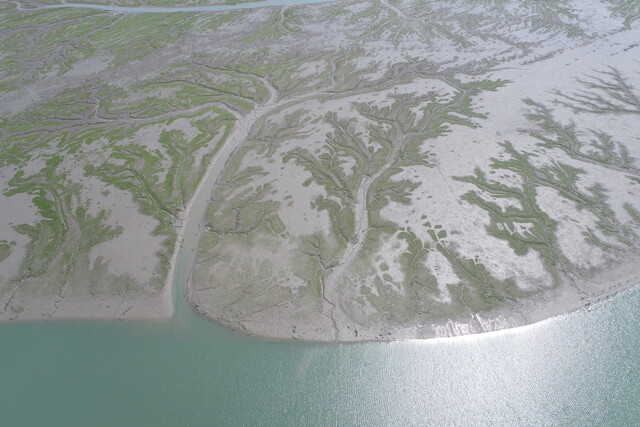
[{"left": 1, "top": 0, "right": 639, "bottom": 341}]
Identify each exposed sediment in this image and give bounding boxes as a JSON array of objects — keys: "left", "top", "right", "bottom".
[{"left": 1, "top": 0, "right": 640, "bottom": 341}]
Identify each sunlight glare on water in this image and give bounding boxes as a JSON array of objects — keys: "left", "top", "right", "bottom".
[{"left": 3, "top": 286, "right": 639, "bottom": 425}]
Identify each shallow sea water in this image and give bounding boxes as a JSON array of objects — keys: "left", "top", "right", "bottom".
[{"left": 2, "top": 285, "right": 639, "bottom": 426}]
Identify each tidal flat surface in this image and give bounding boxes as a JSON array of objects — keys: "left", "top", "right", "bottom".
[{"left": 1, "top": 0, "right": 640, "bottom": 339}]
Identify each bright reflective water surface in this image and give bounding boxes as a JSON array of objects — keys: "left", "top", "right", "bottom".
[{"left": 2, "top": 286, "right": 639, "bottom": 426}]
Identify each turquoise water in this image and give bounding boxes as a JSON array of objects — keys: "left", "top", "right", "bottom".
[{"left": 2, "top": 286, "right": 639, "bottom": 425}]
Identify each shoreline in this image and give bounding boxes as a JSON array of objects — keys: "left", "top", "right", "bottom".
[
  {"left": 187, "top": 259, "right": 640, "bottom": 343},
  {"left": 190, "top": 282, "right": 640, "bottom": 344},
  {"left": 1, "top": 245, "right": 637, "bottom": 344},
  {"left": 0, "top": 292, "right": 173, "bottom": 322}
]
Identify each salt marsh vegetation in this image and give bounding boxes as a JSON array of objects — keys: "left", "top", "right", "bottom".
[{"left": 1, "top": 0, "right": 639, "bottom": 339}]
